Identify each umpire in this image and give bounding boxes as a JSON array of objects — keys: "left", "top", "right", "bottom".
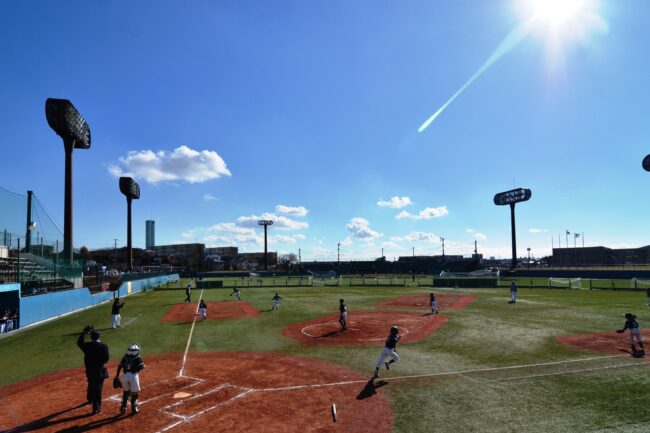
[{"left": 77, "top": 326, "right": 110, "bottom": 414}]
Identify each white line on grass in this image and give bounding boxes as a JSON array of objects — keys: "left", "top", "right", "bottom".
[
  {"left": 179, "top": 289, "right": 204, "bottom": 378},
  {"left": 256, "top": 354, "right": 633, "bottom": 392}
]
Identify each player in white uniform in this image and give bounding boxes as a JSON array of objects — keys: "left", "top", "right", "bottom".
[
  {"left": 231, "top": 288, "right": 241, "bottom": 300},
  {"left": 115, "top": 343, "right": 145, "bottom": 415},
  {"left": 199, "top": 299, "right": 207, "bottom": 321},
  {"left": 373, "top": 326, "right": 401, "bottom": 378}
]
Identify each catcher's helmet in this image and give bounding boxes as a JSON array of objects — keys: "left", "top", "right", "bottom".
[
  {"left": 127, "top": 343, "right": 141, "bottom": 356},
  {"left": 390, "top": 325, "right": 399, "bottom": 335}
]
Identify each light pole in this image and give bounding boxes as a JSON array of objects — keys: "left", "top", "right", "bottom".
[
  {"left": 527, "top": 247, "right": 531, "bottom": 268},
  {"left": 441, "top": 237, "right": 445, "bottom": 259},
  {"left": 45, "top": 99, "right": 91, "bottom": 264},
  {"left": 119, "top": 177, "right": 140, "bottom": 272},
  {"left": 258, "top": 220, "right": 273, "bottom": 269},
  {"left": 493, "top": 188, "right": 532, "bottom": 269}
]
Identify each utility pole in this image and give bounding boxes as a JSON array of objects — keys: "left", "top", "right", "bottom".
[
  {"left": 474, "top": 240, "right": 478, "bottom": 255},
  {"left": 441, "top": 237, "right": 445, "bottom": 259},
  {"left": 298, "top": 248, "right": 301, "bottom": 263},
  {"left": 113, "top": 238, "right": 118, "bottom": 264},
  {"left": 412, "top": 246, "right": 415, "bottom": 257}
]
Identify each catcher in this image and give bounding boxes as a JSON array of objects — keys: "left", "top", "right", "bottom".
[
  {"left": 114, "top": 343, "right": 146, "bottom": 415},
  {"left": 617, "top": 313, "right": 645, "bottom": 356}
]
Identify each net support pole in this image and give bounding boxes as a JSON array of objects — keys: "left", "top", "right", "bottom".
[
  {"left": 510, "top": 203, "right": 517, "bottom": 269},
  {"left": 25, "top": 190, "right": 33, "bottom": 253}
]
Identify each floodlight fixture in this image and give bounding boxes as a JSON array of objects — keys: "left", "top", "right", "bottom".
[
  {"left": 119, "top": 177, "right": 141, "bottom": 272},
  {"left": 45, "top": 98, "right": 91, "bottom": 263},
  {"left": 494, "top": 188, "right": 532, "bottom": 269},
  {"left": 642, "top": 154, "right": 650, "bottom": 172},
  {"left": 258, "top": 220, "right": 274, "bottom": 269}
]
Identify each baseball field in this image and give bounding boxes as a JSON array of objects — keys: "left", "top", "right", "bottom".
[{"left": 1, "top": 280, "right": 650, "bottom": 432}]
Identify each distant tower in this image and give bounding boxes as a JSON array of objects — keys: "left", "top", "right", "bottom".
[{"left": 146, "top": 220, "right": 155, "bottom": 249}]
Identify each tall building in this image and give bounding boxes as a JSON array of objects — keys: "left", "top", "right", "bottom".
[{"left": 146, "top": 220, "right": 155, "bottom": 249}]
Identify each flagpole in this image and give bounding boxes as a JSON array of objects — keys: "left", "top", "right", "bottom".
[{"left": 582, "top": 233, "right": 584, "bottom": 248}]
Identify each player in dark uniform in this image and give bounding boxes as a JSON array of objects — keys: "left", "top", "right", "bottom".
[
  {"left": 185, "top": 283, "right": 191, "bottom": 303},
  {"left": 339, "top": 299, "right": 348, "bottom": 331},
  {"left": 77, "top": 326, "right": 110, "bottom": 414},
  {"left": 617, "top": 313, "right": 645, "bottom": 356},
  {"left": 373, "top": 326, "right": 401, "bottom": 378},
  {"left": 115, "top": 343, "right": 146, "bottom": 415}
]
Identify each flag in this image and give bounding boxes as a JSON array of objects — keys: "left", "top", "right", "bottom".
[
  {"left": 574, "top": 233, "right": 580, "bottom": 238},
  {"left": 566, "top": 230, "right": 570, "bottom": 235}
]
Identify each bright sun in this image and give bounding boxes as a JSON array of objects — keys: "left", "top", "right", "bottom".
[{"left": 529, "top": 0, "right": 588, "bottom": 25}]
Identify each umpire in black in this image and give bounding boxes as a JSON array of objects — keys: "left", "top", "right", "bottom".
[{"left": 77, "top": 326, "right": 110, "bottom": 414}]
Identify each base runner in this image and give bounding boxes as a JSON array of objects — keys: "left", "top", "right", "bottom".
[{"left": 373, "top": 326, "right": 401, "bottom": 378}]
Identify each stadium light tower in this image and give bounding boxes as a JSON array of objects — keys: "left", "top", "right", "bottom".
[
  {"left": 45, "top": 98, "right": 91, "bottom": 263},
  {"left": 494, "top": 188, "right": 532, "bottom": 269},
  {"left": 119, "top": 177, "right": 141, "bottom": 272},
  {"left": 258, "top": 219, "right": 273, "bottom": 269}
]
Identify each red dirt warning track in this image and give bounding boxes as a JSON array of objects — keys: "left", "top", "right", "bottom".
[
  {"left": 376, "top": 293, "right": 476, "bottom": 310},
  {"left": 283, "top": 310, "right": 448, "bottom": 346},
  {"left": 162, "top": 301, "right": 260, "bottom": 322},
  {"left": 0, "top": 352, "right": 392, "bottom": 433},
  {"left": 557, "top": 330, "right": 650, "bottom": 355}
]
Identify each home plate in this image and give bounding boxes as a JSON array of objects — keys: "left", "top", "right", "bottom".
[{"left": 173, "top": 392, "right": 192, "bottom": 399}]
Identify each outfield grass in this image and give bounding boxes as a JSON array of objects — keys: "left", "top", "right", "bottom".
[{"left": 2, "top": 280, "right": 650, "bottom": 432}]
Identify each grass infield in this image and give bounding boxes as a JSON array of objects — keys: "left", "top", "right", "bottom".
[{"left": 2, "top": 279, "right": 650, "bottom": 432}]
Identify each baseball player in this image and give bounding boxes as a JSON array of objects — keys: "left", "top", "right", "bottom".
[
  {"left": 509, "top": 281, "right": 517, "bottom": 304},
  {"left": 339, "top": 299, "right": 348, "bottom": 331},
  {"left": 617, "top": 313, "right": 645, "bottom": 356},
  {"left": 185, "top": 283, "right": 191, "bottom": 303},
  {"left": 373, "top": 325, "right": 401, "bottom": 378},
  {"left": 231, "top": 288, "right": 241, "bottom": 300},
  {"left": 111, "top": 297, "right": 125, "bottom": 328},
  {"left": 646, "top": 287, "right": 650, "bottom": 306},
  {"left": 199, "top": 299, "right": 207, "bottom": 321},
  {"left": 430, "top": 292, "right": 439, "bottom": 314},
  {"left": 115, "top": 343, "right": 146, "bottom": 415},
  {"left": 272, "top": 293, "right": 282, "bottom": 311}
]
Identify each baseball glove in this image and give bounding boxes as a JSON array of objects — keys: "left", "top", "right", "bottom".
[{"left": 113, "top": 377, "right": 122, "bottom": 389}]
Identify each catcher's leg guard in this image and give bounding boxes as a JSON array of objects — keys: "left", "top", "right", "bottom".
[
  {"left": 121, "top": 391, "right": 130, "bottom": 414},
  {"left": 131, "top": 392, "right": 139, "bottom": 414}
]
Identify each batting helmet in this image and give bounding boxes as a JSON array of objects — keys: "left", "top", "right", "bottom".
[
  {"left": 390, "top": 325, "right": 399, "bottom": 335},
  {"left": 127, "top": 343, "right": 141, "bottom": 356}
]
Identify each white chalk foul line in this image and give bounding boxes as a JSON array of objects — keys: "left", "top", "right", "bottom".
[
  {"left": 256, "top": 354, "right": 634, "bottom": 392},
  {"left": 179, "top": 289, "right": 204, "bottom": 378},
  {"left": 106, "top": 376, "right": 206, "bottom": 405}
]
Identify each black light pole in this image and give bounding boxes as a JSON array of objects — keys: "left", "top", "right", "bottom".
[
  {"left": 45, "top": 99, "right": 91, "bottom": 264},
  {"left": 119, "top": 177, "right": 141, "bottom": 272},
  {"left": 494, "top": 188, "right": 532, "bottom": 269},
  {"left": 258, "top": 220, "right": 273, "bottom": 269}
]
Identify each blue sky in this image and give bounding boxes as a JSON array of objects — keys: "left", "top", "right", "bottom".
[{"left": 1, "top": 0, "right": 649, "bottom": 261}]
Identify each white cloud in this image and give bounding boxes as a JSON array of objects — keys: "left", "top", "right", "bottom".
[
  {"left": 275, "top": 205, "right": 308, "bottom": 216},
  {"left": 203, "top": 193, "right": 216, "bottom": 201},
  {"left": 396, "top": 206, "right": 448, "bottom": 220},
  {"left": 377, "top": 196, "right": 412, "bottom": 209},
  {"left": 391, "top": 232, "right": 439, "bottom": 243},
  {"left": 381, "top": 241, "right": 402, "bottom": 249},
  {"left": 529, "top": 228, "right": 549, "bottom": 234},
  {"left": 474, "top": 232, "right": 487, "bottom": 241},
  {"left": 345, "top": 218, "right": 383, "bottom": 240},
  {"left": 271, "top": 234, "right": 306, "bottom": 244},
  {"left": 466, "top": 228, "right": 475, "bottom": 233},
  {"left": 236, "top": 213, "right": 308, "bottom": 231},
  {"left": 108, "top": 145, "right": 231, "bottom": 184},
  {"left": 340, "top": 236, "right": 354, "bottom": 246}
]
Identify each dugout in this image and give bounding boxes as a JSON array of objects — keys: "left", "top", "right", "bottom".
[{"left": 0, "top": 283, "right": 21, "bottom": 329}]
